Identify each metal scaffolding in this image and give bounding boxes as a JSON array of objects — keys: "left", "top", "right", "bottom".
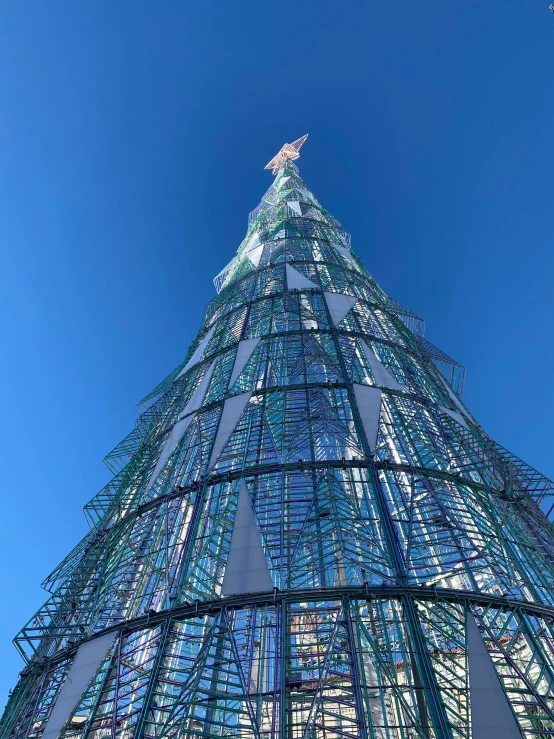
[{"left": 3, "top": 141, "right": 554, "bottom": 739}]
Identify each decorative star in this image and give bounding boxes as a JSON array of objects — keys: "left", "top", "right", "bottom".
[{"left": 264, "top": 134, "right": 309, "bottom": 174}]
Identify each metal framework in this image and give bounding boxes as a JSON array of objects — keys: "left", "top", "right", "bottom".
[{"left": 3, "top": 142, "right": 554, "bottom": 739}]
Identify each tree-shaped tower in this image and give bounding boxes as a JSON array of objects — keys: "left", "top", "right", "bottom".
[{"left": 3, "top": 139, "right": 554, "bottom": 739}]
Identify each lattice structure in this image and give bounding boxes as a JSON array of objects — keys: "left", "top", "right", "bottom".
[{"left": 3, "top": 143, "right": 554, "bottom": 739}]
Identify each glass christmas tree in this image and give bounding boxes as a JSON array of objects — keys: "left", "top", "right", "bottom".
[{"left": 3, "top": 137, "right": 554, "bottom": 739}]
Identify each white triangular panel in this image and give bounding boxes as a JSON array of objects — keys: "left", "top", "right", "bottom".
[
  {"left": 275, "top": 229, "right": 285, "bottom": 239},
  {"left": 324, "top": 292, "right": 358, "bottom": 326},
  {"left": 332, "top": 242, "right": 351, "bottom": 259},
  {"left": 222, "top": 481, "right": 273, "bottom": 596},
  {"left": 247, "top": 243, "right": 265, "bottom": 268},
  {"left": 332, "top": 242, "right": 361, "bottom": 272},
  {"left": 147, "top": 415, "right": 195, "bottom": 489},
  {"left": 353, "top": 384, "right": 382, "bottom": 452},
  {"left": 360, "top": 341, "right": 403, "bottom": 391},
  {"left": 42, "top": 632, "right": 116, "bottom": 739},
  {"left": 287, "top": 201, "right": 302, "bottom": 216},
  {"left": 180, "top": 359, "right": 216, "bottom": 418},
  {"left": 277, "top": 176, "right": 290, "bottom": 189},
  {"left": 208, "top": 391, "right": 253, "bottom": 470},
  {"left": 229, "top": 338, "right": 261, "bottom": 389},
  {"left": 286, "top": 264, "right": 318, "bottom": 290},
  {"left": 467, "top": 612, "right": 521, "bottom": 739},
  {"left": 149, "top": 360, "right": 216, "bottom": 489},
  {"left": 245, "top": 233, "right": 260, "bottom": 252},
  {"left": 438, "top": 374, "right": 474, "bottom": 422},
  {"left": 439, "top": 405, "right": 469, "bottom": 430},
  {"left": 298, "top": 187, "right": 315, "bottom": 201},
  {"left": 175, "top": 325, "right": 215, "bottom": 380}
]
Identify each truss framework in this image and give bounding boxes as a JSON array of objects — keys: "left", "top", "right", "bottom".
[{"left": 3, "top": 153, "right": 554, "bottom": 739}]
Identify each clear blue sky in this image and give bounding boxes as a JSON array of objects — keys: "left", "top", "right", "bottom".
[{"left": 1, "top": 0, "right": 553, "bottom": 702}]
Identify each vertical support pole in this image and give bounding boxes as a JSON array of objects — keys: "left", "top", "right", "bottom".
[
  {"left": 110, "top": 632, "right": 123, "bottom": 739},
  {"left": 132, "top": 618, "right": 173, "bottom": 738},
  {"left": 167, "top": 484, "right": 204, "bottom": 605},
  {"left": 277, "top": 598, "right": 287, "bottom": 739},
  {"left": 203, "top": 613, "right": 227, "bottom": 735},
  {"left": 343, "top": 597, "right": 369, "bottom": 739},
  {"left": 402, "top": 597, "right": 452, "bottom": 739}
]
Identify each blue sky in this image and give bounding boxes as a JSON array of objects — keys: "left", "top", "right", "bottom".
[{"left": 1, "top": 0, "right": 553, "bottom": 702}]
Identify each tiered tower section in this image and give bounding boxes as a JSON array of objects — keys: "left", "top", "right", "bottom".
[{"left": 3, "top": 148, "right": 554, "bottom": 739}]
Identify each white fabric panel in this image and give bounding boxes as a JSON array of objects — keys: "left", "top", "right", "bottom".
[
  {"left": 222, "top": 481, "right": 273, "bottom": 596},
  {"left": 208, "top": 391, "right": 253, "bottom": 470},
  {"left": 247, "top": 243, "right": 264, "bottom": 268},
  {"left": 149, "top": 360, "right": 217, "bottom": 489},
  {"left": 147, "top": 415, "right": 194, "bottom": 489},
  {"left": 276, "top": 229, "right": 285, "bottom": 239},
  {"left": 42, "top": 632, "right": 116, "bottom": 739},
  {"left": 439, "top": 405, "right": 469, "bottom": 430},
  {"left": 180, "top": 359, "right": 216, "bottom": 419},
  {"left": 467, "top": 612, "right": 521, "bottom": 739},
  {"left": 360, "top": 341, "right": 403, "bottom": 391},
  {"left": 247, "top": 233, "right": 260, "bottom": 250},
  {"left": 324, "top": 292, "right": 358, "bottom": 326},
  {"left": 438, "top": 374, "right": 474, "bottom": 422},
  {"left": 287, "top": 200, "right": 302, "bottom": 216},
  {"left": 332, "top": 242, "right": 361, "bottom": 272},
  {"left": 332, "top": 242, "right": 352, "bottom": 260},
  {"left": 335, "top": 551, "right": 348, "bottom": 587},
  {"left": 249, "top": 643, "right": 261, "bottom": 694},
  {"left": 229, "top": 338, "right": 261, "bottom": 389},
  {"left": 353, "top": 384, "right": 382, "bottom": 452},
  {"left": 286, "top": 264, "right": 318, "bottom": 290},
  {"left": 301, "top": 294, "right": 317, "bottom": 330},
  {"left": 175, "top": 325, "right": 215, "bottom": 380},
  {"left": 277, "top": 176, "right": 290, "bottom": 189}
]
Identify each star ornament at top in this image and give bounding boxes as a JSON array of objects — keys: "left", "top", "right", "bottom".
[{"left": 264, "top": 134, "right": 309, "bottom": 174}]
